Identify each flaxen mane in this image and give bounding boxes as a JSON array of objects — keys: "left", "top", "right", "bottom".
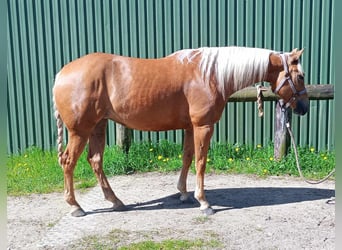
[{"left": 175, "top": 47, "right": 273, "bottom": 99}]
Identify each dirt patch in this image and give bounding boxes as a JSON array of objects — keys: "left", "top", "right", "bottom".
[{"left": 7, "top": 173, "right": 335, "bottom": 249}]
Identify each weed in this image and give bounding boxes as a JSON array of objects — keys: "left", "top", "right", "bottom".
[
  {"left": 193, "top": 216, "right": 211, "bottom": 224},
  {"left": 7, "top": 141, "right": 334, "bottom": 195},
  {"left": 118, "top": 238, "right": 221, "bottom": 250},
  {"left": 68, "top": 229, "right": 222, "bottom": 250}
]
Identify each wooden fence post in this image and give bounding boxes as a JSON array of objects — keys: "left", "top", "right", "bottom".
[
  {"left": 274, "top": 101, "right": 292, "bottom": 160},
  {"left": 116, "top": 124, "right": 133, "bottom": 154}
]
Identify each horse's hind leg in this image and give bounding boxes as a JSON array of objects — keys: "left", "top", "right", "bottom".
[
  {"left": 177, "top": 129, "right": 194, "bottom": 202},
  {"left": 87, "top": 119, "right": 126, "bottom": 211},
  {"left": 61, "top": 131, "right": 89, "bottom": 217}
]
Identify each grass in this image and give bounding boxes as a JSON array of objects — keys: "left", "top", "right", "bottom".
[
  {"left": 118, "top": 239, "right": 221, "bottom": 250},
  {"left": 7, "top": 141, "right": 335, "bottom": 196},
  {"left": 68, "top": 228, "right": 222, "bottom": 250}
]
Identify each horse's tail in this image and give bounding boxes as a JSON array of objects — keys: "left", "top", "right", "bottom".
[{"left": 53, "top": 99, "right": 64, "bottom": 167}]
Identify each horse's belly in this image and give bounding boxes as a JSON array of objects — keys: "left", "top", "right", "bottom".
[
  {"left": 107, "top": 105, "right": 191, "bottom": 131},
  {"left": 129, "top": 121, "right": 188, "bottom": 131}
]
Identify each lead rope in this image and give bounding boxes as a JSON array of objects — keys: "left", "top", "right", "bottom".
[
  {"left": 256, "top": 86, "right": 335, "bottom": 185},
  {"left": 285, "top": 118, "right": 335, "bottom": 185}
]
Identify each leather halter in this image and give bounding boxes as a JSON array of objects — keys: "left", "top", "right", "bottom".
[{"left": 273, "top": 54, "right": 307, "bottom": 109}]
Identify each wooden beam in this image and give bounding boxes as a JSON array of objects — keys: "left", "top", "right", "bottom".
[{"left": 228, "top": 84, "right": 334, "bottom": 102}]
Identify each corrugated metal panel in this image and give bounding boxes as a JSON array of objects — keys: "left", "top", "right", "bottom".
[{"left": 7, "top": 0, "right": 334, "bottom": 153}]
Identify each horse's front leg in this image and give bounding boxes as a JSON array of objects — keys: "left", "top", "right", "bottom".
[
  {"left": 177, "top": 129, "right": 194, "bottom": 202},
  {"left": 193, "top": 124, "right": 215, "bottom": 215}
]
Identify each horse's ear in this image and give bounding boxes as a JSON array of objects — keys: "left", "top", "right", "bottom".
[
  {"left": 289, "top": 48, "right": 304, "bottom": 64},
  {"left": 296, "top": 48, "right": 304, "bottom": 57}
]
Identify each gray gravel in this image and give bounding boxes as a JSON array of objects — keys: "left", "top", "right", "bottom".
[{"left": 7, "top": 172, "right": 335, "bottom": 249}]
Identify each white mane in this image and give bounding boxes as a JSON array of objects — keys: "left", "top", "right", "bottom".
[{"left": 175, "top": 47, "right": 273, "bottom": 98}]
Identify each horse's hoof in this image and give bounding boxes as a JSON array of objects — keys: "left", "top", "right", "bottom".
[
  {"left": 179, "top": 192, "right": 190, "bottom": 202},
  {"left": 201, "top": 207, "right": 215, "bottom": 216},
  {"left": 112, "top": 204, "right": 127, "bottom": 212},
  {"left": 71, "top": 207, "right": 87, "bottom": 217},
  {"left": 180, "top": 195, "right": 196, "bottom": 204}
]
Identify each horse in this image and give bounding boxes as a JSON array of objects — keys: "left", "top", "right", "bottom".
[{"left": 53, "top": 46, "right": 308, "bottom": 216}]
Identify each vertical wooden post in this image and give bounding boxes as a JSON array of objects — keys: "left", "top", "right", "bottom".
[
  {"left": 274, "top": 101, "right": 292, "bottom": 160},
  {"left": 116, "top": 124, "right": 133, "bottom": 154}
]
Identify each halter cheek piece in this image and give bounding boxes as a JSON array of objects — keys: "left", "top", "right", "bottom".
[{"left": 273, "top": 54, "right": 307, "bottom": 109}]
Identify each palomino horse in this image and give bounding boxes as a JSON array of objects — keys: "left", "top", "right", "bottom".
[{"left": 53, "top": 46, "right": 308, "bottom": 216}]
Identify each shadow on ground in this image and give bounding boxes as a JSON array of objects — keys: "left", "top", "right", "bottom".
[{"left": 87, "top": 186, "right": 335, "bottom": 215}]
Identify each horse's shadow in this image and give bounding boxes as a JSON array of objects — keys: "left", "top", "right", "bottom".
[{"left": 87, "top": 186, "right": 335, "bottom": 215}]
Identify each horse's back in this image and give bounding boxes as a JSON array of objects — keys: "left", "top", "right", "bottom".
[{"left": 53, "top": 51, "right": 206, "bottom": 132}]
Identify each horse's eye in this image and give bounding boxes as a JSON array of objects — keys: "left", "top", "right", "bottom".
[{"left": 297, "top": 75, "right": 304, "bottom": 81}]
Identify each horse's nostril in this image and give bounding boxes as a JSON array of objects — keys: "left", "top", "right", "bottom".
[{"left": 294, "top": 99, "right": 309, "bottom": 115}]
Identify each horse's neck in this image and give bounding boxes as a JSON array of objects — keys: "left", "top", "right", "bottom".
[{"left": 221, "top": 69, "right": 267, "bottom": 102}]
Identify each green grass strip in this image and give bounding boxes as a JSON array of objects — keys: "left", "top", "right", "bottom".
[{"left": 7, "top": 141, "right": 334, "bottom": 196}]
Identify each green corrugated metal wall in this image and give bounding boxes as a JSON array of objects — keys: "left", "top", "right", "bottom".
[{"left": 7, "top": 0, "right": 335, "bottom": 154}]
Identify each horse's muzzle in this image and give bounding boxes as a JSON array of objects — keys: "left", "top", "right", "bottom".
[{"left": 294, "top": 99, "right": 309, "bottom": 115}]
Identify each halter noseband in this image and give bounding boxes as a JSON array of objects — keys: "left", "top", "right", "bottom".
[{"left": 273, "top": 54, "right": 307, "bottom": 109}]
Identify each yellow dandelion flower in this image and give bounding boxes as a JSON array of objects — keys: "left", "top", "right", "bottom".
[
  {"left": 257, "top": 144, "right": 262, "bottom": 148},
  {"left": 246, "top": 157, "right": 250, "bottom": 161},
  {"left": 157, "top": 155, "right": 163, "bottom": 160},
  {"left": 323, "top": 156, "right": 328, "bottom": 160},
  {"left": 178, "top": 154, "right": 182, "bottom": 159},
  {"left": 228, "top": 158, "right": 233, "bottom": 162},
  {"left": 310, "top": 147, "right": 315, "bottom": 153},
  {"left": 269, "top": 157, "right": 274, "bottom": 161},
  {"left": 206, "top": 158, "right": 210, "bottom": 162},
  {"left": 235, "top": 147, "right": 240, "bottom": 152},
  {"left": 149, "top": 148, "right": 153, "bottom": 152}
]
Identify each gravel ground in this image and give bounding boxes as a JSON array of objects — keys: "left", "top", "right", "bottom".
[{"left": 7, "top": 172, "right": 335, "bottom": 249}]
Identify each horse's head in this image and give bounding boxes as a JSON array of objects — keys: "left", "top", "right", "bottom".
[{"left": 271, "top": 48, "right": 309, "bottom": 115}]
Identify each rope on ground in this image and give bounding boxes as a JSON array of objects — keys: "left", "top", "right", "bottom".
[{"left": 286, "top": 122, "right": 335, "bottom": 185}]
